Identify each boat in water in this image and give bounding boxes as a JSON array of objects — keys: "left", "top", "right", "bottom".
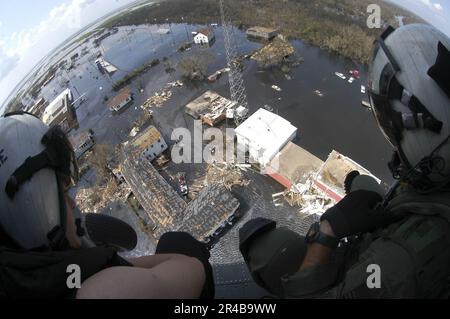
[{"left": 335, "top": 72, "right": 346, "bottom": 80}]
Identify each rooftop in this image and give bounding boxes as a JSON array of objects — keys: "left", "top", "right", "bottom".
[
  {"left": 178, "top": 184, "right": 240, "bottom": 240},
  {"left": 107, "top": 87, "right": 131, "bottom": 109},
  {"left": 251, "top": 37, "right": 295, "bottom": 63},
  {"left": 131, "top": 126, "right": 163, "bottom": 153},
  {"left": 196, "top": 28, "right": 214, "bottom": 37},
  {"left": 267, "top": 142, "right": 324, "bottom": 187},
  {"left": 315, "top": 150, "right": 381, "bottom": 200},
  {"left": 235, "top": 108, "right": 298, "bottom": 163},
  {"left": 121, "top": 156, "right": 188, "bottom": 241},
  {"left": 42, "top": 88, "right": 72, "bottom": 124},
  {"left": 247, "top": 26, "right": 278, "bottom": 34},
  {"left": 121, "top": 154, "right": 241, "bottom": 242},
  {"left": 185, "top": 90, "right": 236, "bottom": 120}
]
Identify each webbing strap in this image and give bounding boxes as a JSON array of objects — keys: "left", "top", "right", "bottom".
[{"left": 5, "top": 149, "right": 59, "bottom": 199}]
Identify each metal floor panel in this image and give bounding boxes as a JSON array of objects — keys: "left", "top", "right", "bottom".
[{"left": 213, "top": 262, "right": 274, "bottom": 299}]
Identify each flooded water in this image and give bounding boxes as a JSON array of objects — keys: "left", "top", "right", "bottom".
[{"left": 42, "top": 22, "right": 394, "bottom": 184}]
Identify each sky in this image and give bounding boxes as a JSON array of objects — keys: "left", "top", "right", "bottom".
[
  {"left": 0, "top": 0, "right": 136, "bottom": 109},
  {"left": 0, "top": 0, "right": 449, "bottom": 110},
  {"left": 389, "top": 0, "right": 450, "bottom": 33}
]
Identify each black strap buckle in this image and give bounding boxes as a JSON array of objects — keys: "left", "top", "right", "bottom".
[{"left": 47, "top": 225, "right": 70, "bottom": 250}]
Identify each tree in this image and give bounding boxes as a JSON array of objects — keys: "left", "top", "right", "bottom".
[
  {"left": 164, "top": 59, "right": 175, "bottom": 73},
  {"left": 89, "top": 144, "right": 113, "bottom": 185},
  {"left": 177, "top": 52, "right": 213, "bottom": 81}
]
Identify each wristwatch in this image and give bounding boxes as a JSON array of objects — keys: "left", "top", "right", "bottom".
[{"left": 305, "top": 222, "right": 340, "bottom": 249}]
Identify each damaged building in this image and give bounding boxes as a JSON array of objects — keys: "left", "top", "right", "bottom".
[
  {"left": 178, "top": 184, "right": 240, "bottom": 241},
  {"left": 246, "top": 26, "right": 279, "bottom": 41},
  {"left": 314, "top": 150, "right": 381, "bottom": 202},
  {"left": 130, "top": 125, "right": 168, "bottom": 162},
  {"left": 121, "top": 156, "right": 188, "bottom": 240},
  {"left": 251, "top": 36, "right": 295, "bottom": 67},
  {"left": 266, "top": 142, "right": 323, "bottom": 189},
  {"left": 185, "top": 91, "right": 236, "bottom": 127},
  {"left": 121, "top": 155, "right": 240, "bottom": 242}
]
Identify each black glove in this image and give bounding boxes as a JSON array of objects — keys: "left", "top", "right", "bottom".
[{"left": 320, "top": 190, "right": 396, "bottom": 239}]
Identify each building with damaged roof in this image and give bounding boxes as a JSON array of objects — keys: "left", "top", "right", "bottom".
[
  {"left": 121, "top": 155, "right": 240, "bottom": 242},
  {"left": 314, "top": 150, "right": 381, "bottom": 202},
  {"left": 121, "top": 156, "right": 188, "bottom": 240},
  {"left": 178, "top": 184, "right": 240, "bottom": 241},
  {"left": 246, "top": 26, "right": 278, "bottom": 40},
  {"left": 266, "top": 142, "right": 323, "bottom": 189},
  {"left": 185, "top": 90, "right": 236, "bottom": 127},
  {"left": 130, "top": 125, "right": 168, "bottom": 162}
]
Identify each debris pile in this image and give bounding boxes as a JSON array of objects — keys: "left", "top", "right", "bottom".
[
  {"left": 154, "top": 154, "right": 170, "bottom": 168},
  {"left": 75, "top": 179, "right": 132, "bottom": 214},
  {"left": 190, "top": 163, "right": 250, "bottom": 198},
  {"left": 208, "top": 67, "right": 230, "bottom": 83},
  {"left": 129, "top": 127, "right": 140, "bottom": 137},
  {"left": 281, "top": 179, "right": 334, "bottom": 216},
  {"left": 251, "top": 36, "right": 295, "bottom": 67},
  {"left": 141, "top": 81, "right": 183, "bottom": 110}
]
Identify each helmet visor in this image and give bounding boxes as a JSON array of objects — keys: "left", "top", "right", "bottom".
[{"left": 369, "top": 92, "right": 403, "bottom": 148}]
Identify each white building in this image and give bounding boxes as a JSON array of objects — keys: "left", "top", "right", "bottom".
[
  {"left": 95, "top": 57, "right": 118, "bottom": 75},
  {"left": 194, "top": 28, "right": 215, "bottom": 45},
  {"left": 42, "top": 88, "right": 74, "bottom": 132},
  {"left": 131, "top": 126, "right": 168, "bottom": 162},
  {"left": 235, "top": 108, "right": 298, "bottom": 166}
]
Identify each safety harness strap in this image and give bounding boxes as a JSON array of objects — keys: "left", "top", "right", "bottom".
[{"left": 5, "top": 148, "right": 60, "bottom": 199}]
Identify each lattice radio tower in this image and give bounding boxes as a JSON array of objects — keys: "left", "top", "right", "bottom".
[{"left": 219, "top": 0, "right": 249, "bottom": 121}]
